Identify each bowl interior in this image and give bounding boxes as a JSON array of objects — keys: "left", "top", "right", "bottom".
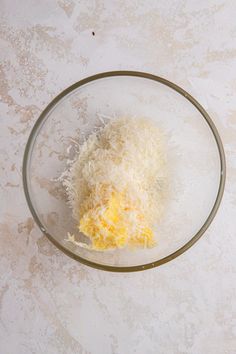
[{"left": 24, "top": 74, "right": 223, "bottom": 269}]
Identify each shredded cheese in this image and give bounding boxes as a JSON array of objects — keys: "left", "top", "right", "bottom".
[{"left": 63, "top": 116, "right": 167, "bottom": 250}]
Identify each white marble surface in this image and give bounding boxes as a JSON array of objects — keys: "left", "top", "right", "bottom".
[{"left": 0, "top": 1, "right": 236, "bottom": 353}]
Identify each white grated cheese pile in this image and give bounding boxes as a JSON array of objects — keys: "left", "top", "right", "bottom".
[{"left": 63, "top": 116, "right": 167, "bottom": 250}]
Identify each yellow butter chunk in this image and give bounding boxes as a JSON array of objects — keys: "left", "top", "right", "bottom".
[{"left": 79, "top": 189, "right": 155, "bottom": 250}]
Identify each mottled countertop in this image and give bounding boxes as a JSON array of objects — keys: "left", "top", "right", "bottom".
[{"left": 0, "top": 1, "right": 236, "bottom": 353}]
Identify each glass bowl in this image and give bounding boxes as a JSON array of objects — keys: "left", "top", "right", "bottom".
[{"left": 23, "top": 71, "right": 226, "bottom": 272}]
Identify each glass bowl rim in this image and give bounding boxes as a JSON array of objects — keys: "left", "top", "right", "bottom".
[{"left": 22, "top": 70, "right": 226, "bottom": 272}]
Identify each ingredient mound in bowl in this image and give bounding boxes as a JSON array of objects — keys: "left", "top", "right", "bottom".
[{"left": 64, "top": 116, "right": 166, "bottom": 251}]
